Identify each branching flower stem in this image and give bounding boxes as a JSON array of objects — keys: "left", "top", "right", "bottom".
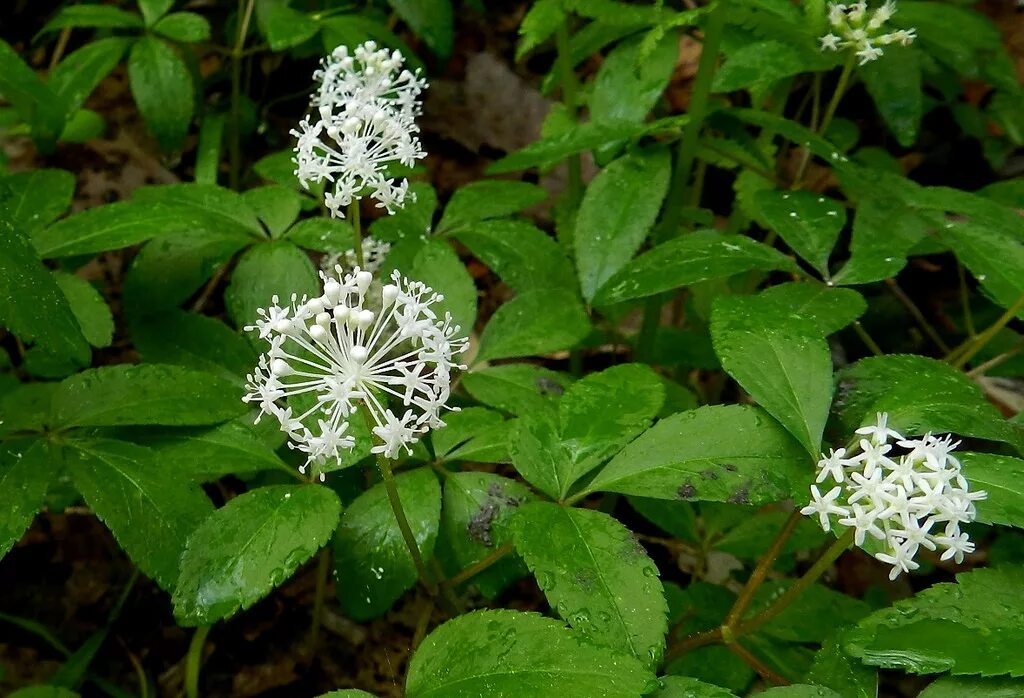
[{"left": 666, "top": 519, "right": 854, "bottom": 664}]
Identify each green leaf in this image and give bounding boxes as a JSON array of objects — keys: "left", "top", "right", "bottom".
[
  {"left": 406, "top": 609, "right": 656, "bottom": 697},
  {"left": 757, "top": 283, "right": 866, "bottom": 336},
  {"left": 0, "top": 39, "right": 66, "bottom": 151},
  {"left": 750, "top": 190, "right": 845, "bottom": 276},
  {"left": 66, "top": 438, "right": 213, "bottom": 589},
  {"left": 194, "top": 112, "right": 224, "bottom": 185},
  {"left": 259, "top": 1, "right": 320, "bottom": 51},
  {"left": 284, "top": 218, "right": 355, "bottom": 253},
  {"left": 52, "top": 364, "right": 246, "bottom": 428},
  {"left": 517, "top": 0, "right": 566, "bottom": 59},
  {"left": 588, "top": 32, "right": 678, "bottom": 159},
  {"left": 714, "top": 40, "right": 808, "bottom": 94},
  {"left": 832, "top": 197, "right": 928, "bottom": 285},
  {"left": 595, "top": 230, "right": 799, "bottom": 305},
  {"left": 132, "top": 183, "right": 264, "bottom": 236},
  {"left": 153, "top": 12, "right": 211, "bottom": 43},
  {"left": 575, "top": 149, "right": 671, "bottom": 302},
  {"left": 173, "top": 484, "right": 341, "bottom": 625},
  {"left": 651, "top": 676, "right": 738, "bottom": 697},
  {"left": 713, "top": 509, "right": 827, "bottom": 560},
  {"left": 836, "top": 354, "right": 1024, "bottom": 452},
  {"left": 512, "top": 502, "right": 668, "bottom": 667},
  {"left": 506, "top": 363, "right": 663, "bottom": 498},
  {"left": 461, "top": 364, "right": 573, "bottom": 416},
  {"left": 846, "top": 565, "right": 1024, "bottom": 676},
  {"left": 432, "top": 407, "right": 507, "bottom": 462},
  {"left": 333, "top": 468, "right": 440, "bottom": 621},
  {"left": 860, "top": 48, "right": 921, "bottom": 147},
  {"left": 225, "top": 241, "right": 319, "bottom": 329},
  {"left": 711, "top": 294, "right": 833, "bottom": 456},
  {"left": 488, "top": 118, "right": 662, "bottom": 174},
  {"left": 939, "top": 220, "right": 1024, "bottom": 321},
  {"left": 128, "top": 36, "right": 193, "bottom": 150},
  {"left": 138, "top": 0, "right": 174, "bottom": 25},
  {"left": 388, "top": 0, "right": 453, "bottom": 57},
  {"left": 132, "top": 310, "right": 255, "bottom": 383},
  {"left": 138, "top": 418, "right": 289, "bottom": 480},
  {"left": 454, "top": 219, "right": 576, "bottom": 294},
  {"left": 0, "top": 217, "right": 90, "bottom": 365},
  {"left": 53, "top": 272, "right": 113, "bottom": 348},
  {"left": 123, "top": 229, "right": 252, "bottom": 312},
  {"left": 39, "top": 5, "right": 143, "bottom": 32},
  {"left": 439, "top": 472, "right": 532, "bottom": 597},
  {"left": 806, "top": 631, "right": 878, "bottom": 698},
  {"left": 32, "top": 201, "right": 213, "bottom": 258},
  {"left": 747, "top": 582, "right": 869, "bottom": 644},
  {"left": 49, "top": 38, "right": 131, "bottom": 116},
  {"left": 0, "top": 383, "right": 58, "bottom": 436},
  {"left": 410, "top": 240, "right": 477, "bottom": 336},
  {"left": 477, "top": 289, "right": 591, "bottom": 362},
  {"left": 0, "top": 169, "right": 74, "bottom": 234},
  {"left": 585, "top": 405, "right": 810, "bottom": 504},
  {"left": 959, "top": 453, "right": 1024, "bottom": 529},
  {"left": 242, "top": 186, "right": 302, "bottom": 237},
  {"left": 438, "top": 181, "right": 547, "bottom": 233},
  {"left": 0, "top": 439, "right": 56, "bottom": 558},
  {"left": 919, "top": 676, "right": 1024, "bottom": 698},
  {"left": 757, "top": 688, "right": 842, "bottom": 698}
]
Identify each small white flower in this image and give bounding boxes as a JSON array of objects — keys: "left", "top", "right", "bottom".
[
  {"left": 820, "top": 1, "right": 915, "bottom": 64},
  {"left": 244, "top": 266, "right": 468, "bottom": 477},
  {"left": 802, "top": 414, "right": 986, "bottom": 580},
  {"left": 292, "top": 41, "right": 427, "bottom": 217},
  {"left": 322, "top": 236, "right": 392, "bottom": 275}
]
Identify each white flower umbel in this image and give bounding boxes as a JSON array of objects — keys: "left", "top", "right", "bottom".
[
  {"left": 321, "top": 236, "right": 392, "bottom": 275},
  {"left": 243, "top": 267, "right": 468, "bottom": 478},
  {"left": 292, "top": 41, "right": 427, "bottom": 217},
  {"left": 820, "top": 2, "right": 916, "bottom": 65},
  {"left": 800, "top": 412, "right": 987, "bottom": 580}
]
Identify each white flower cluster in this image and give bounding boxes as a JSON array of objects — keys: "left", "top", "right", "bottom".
[
  {"left": 321, "top": 236, "right": 392, "bottom": 275},
  {"left": 801, "top": 413, "right": 986, "bottom": 580},
  {"left": 243, "top": 267, "right": 468, "bottom": 477},
  {"left": 820, "top": 2, "right": 916, "bottom": 65},
  {"left": 292, "top": 41, "right": 427, "bottom": 218}
]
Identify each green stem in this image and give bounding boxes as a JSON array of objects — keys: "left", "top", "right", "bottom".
[
  {"left": 736, "top": 527, "right": 855, "bottom": 636},
  {"left": 948, "top": 293, "right": 1024, "bottom": 370},
  {"left": 308, "top": 546, "right": 330, "bottom": 656},
  {"left": 793, "top": 54, "right": 855, "bottom": 188},
  {"left": 958, "top": 262, "right": 977, "bottom": 338},
  {"left": 853, "top": 321, "right": 883, "bottom": 356},
  {"left": 555, "top": 20, "right": 583, "bottom": 226},
  {"left": 636, "top": 297, "right": 663, "bottom": 362},
  {"left": 229, "top": 0, "right": 256, "bottom": 190},
  {"left": 885, "top": 279, "right": 949, "bottom": 354},
  {"left": 724, "top": 510, "right": 802, "bottom": 628},
  {"left": 377, "top": 454, "right": 437, "bottom": 596},
  {"left": 657, "top": 0, "right": 728, "bottom": 241},
  {"left": 349, "top": 201, "right": 364, "bottom": 266},
  {"left": 446, "top": 543, "right": 514, "bottom": 588},
  {"left": 185, "top": 626, "right": 211, "bottom": 698}
]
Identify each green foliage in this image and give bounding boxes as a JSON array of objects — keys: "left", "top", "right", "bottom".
[
  {"left": 0, "top": 440, "right": 57, "bottom": 558},
  {"left": 333, "top": 468, "right": 440, "bottom": 621},
  {"left": 512, "top": 502, "right": 668, "bottom": 667},
  {"left": 174, "top": 484, "right": 341, "bottom": 625},
  {"left": 406, "top": 610, "right": 656, "bottom": 696},
  {"left": 846, "top": 565, "right": 1024, "bottom": 676},
  {"left": 127, "top": 37, "right": 194, "bottom": 151}
]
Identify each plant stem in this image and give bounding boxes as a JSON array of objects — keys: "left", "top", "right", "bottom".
[
  {"left": 349, "top": 201, "right": 364, "bottom": 266},
  {"left": 377, "top": 454, "right": 437, "bottom": 596},
  {"left": 724, "top": 510, "right": 802, "bottom": 628},
  {"left": 852, "top": 321, "right": 883, "bottom": 356},
  {"left": 657, "top": 0, "right": 728, "bottom": 241},
  {"left": 726, "top": 640, "right": 790, "bottom": 686},
  {"left": 968, "top": 342, "right": 1023, "bottom": 378},
  {"left": 885, "top": 279, "right": 949, "bottom": 353},
  {"left": 446, "top": 543, "right": 514, "bottom": 588},
  {"left": 185, "top": 626, "right": 211, "bottom": 698},
  {"left": 229, "top": 0, "right": 256, "bottom": 190},
  {"left": 636, "top": 296, "right": 663, "bottom": 362},
  {"left": 793, "top": 54, "right": 855, "bottom": 188},
  {"left": 555, "top": 20, "right": 583, "bottom": 231},
  {"left": 948, "top": 293, "right": 1024, "bottom": 370},
  {"left": 308, "top": 546, "right": 330, "bottom": 656},
  {"left": 958, "top": 262, "right": 977, "bottom": 338},
  {"left": 736, "top": 527, "right": 855, "bottom": 636}
]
